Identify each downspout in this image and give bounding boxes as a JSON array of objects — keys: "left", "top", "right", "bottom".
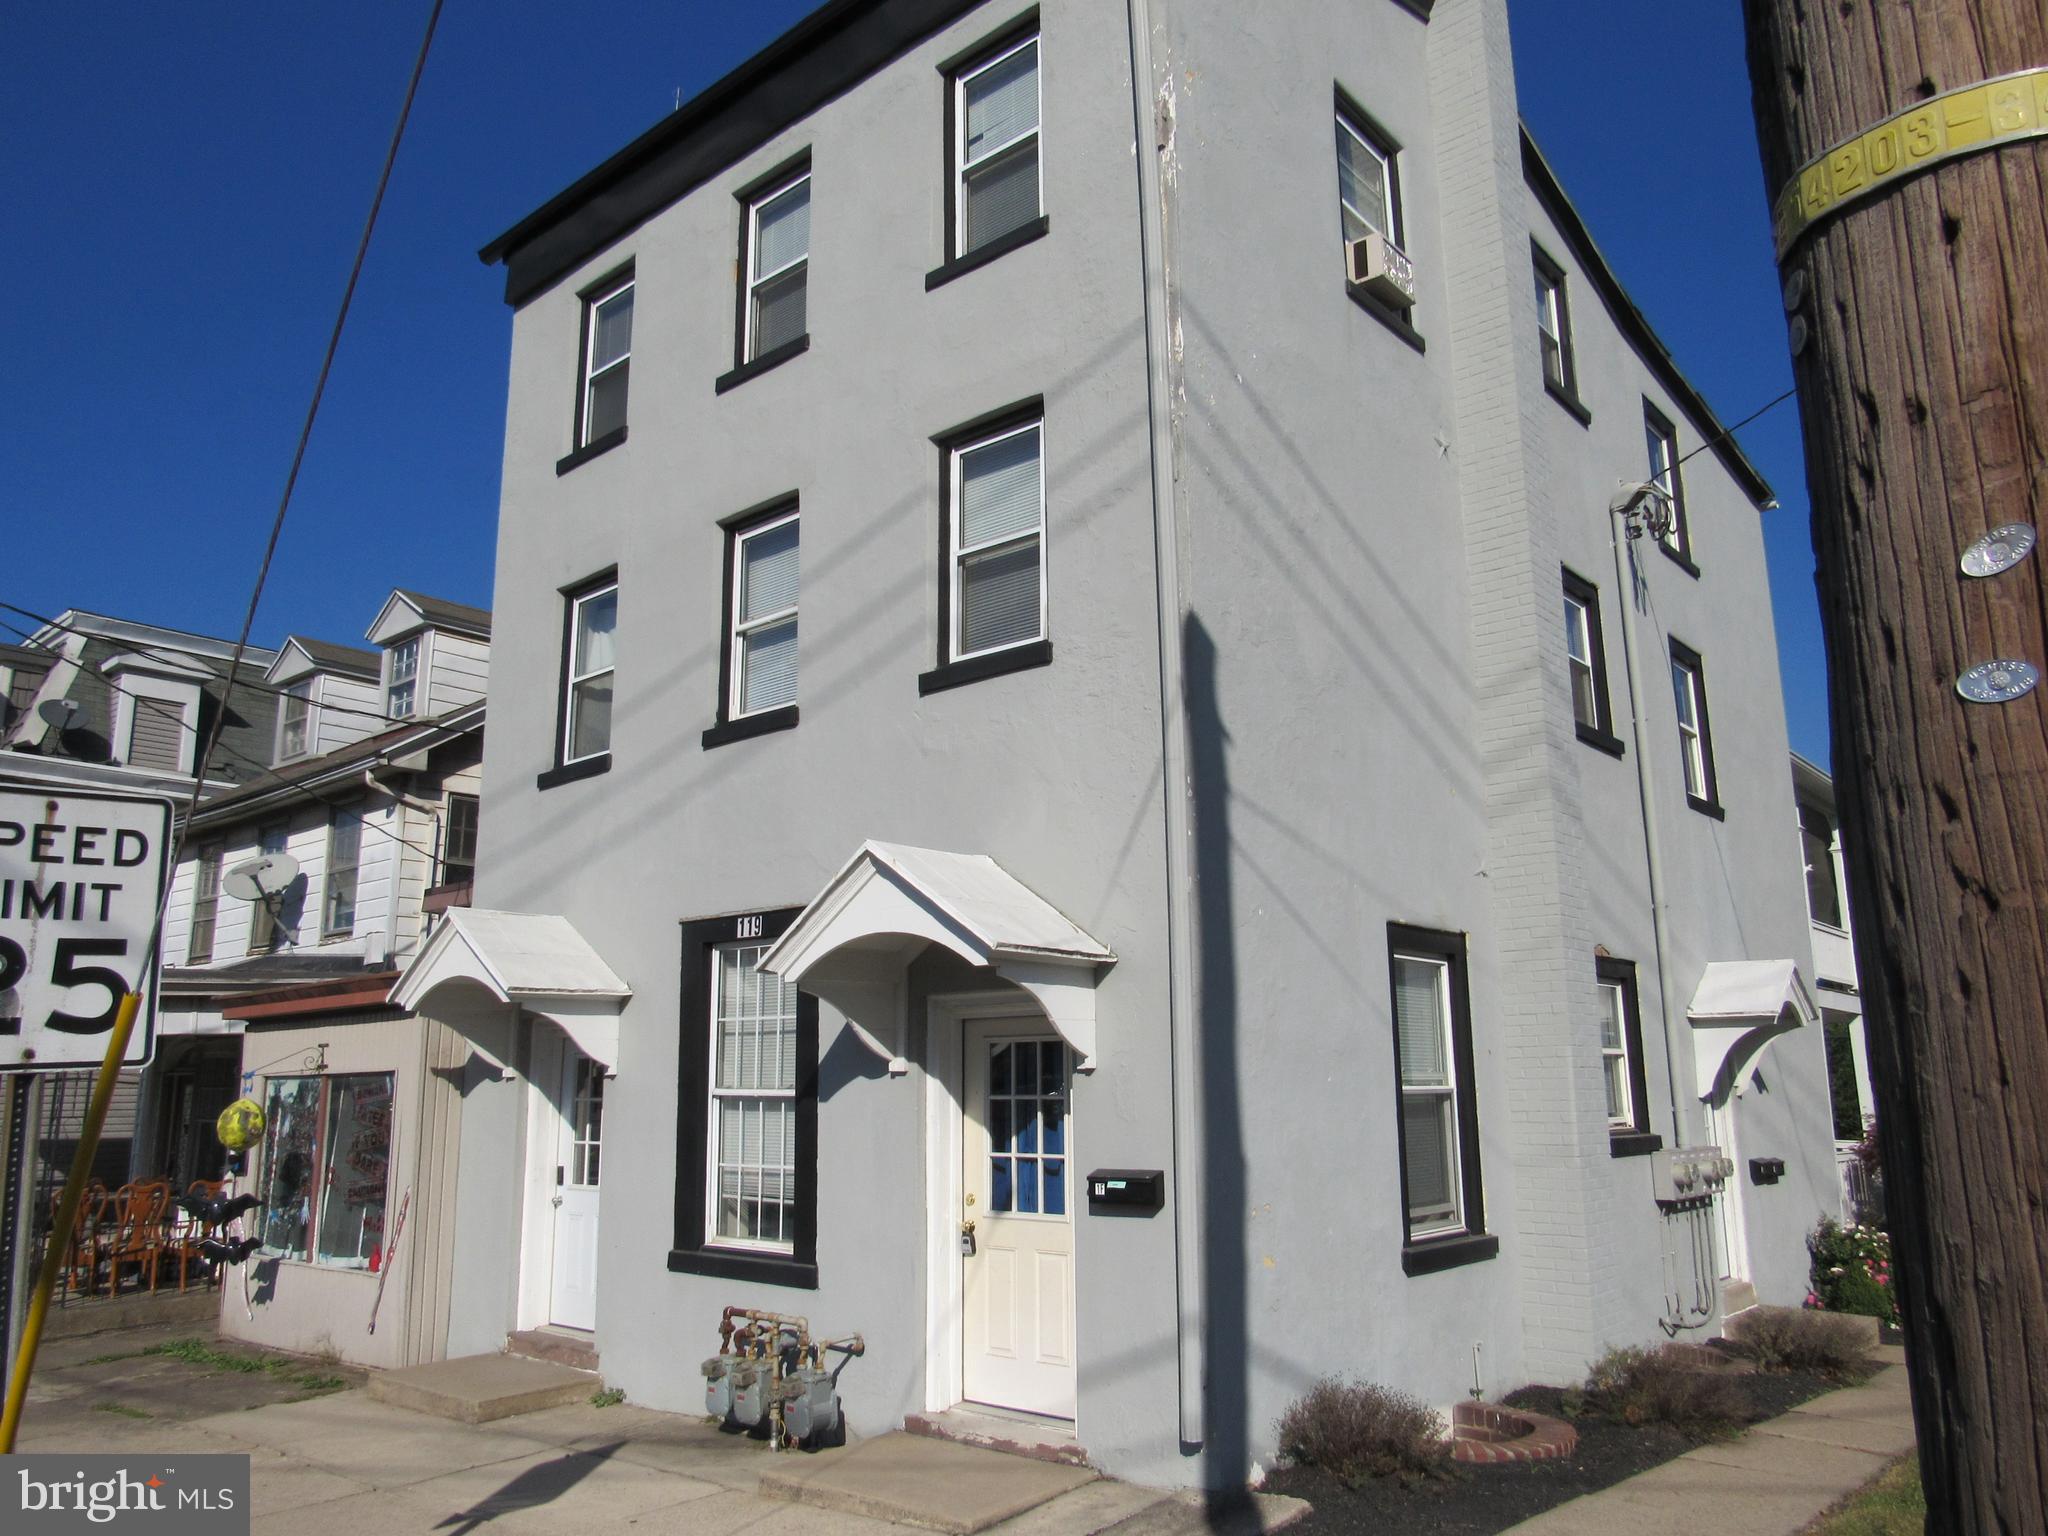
[
  {"left": 365, "top": 767, "right": 440, "bottom": 969},
  {"left": 1608, "top": 501, "right": 1689, "bottom": 1147},
  {"left": 1125, "top": 0, "right": 1204, "bottom": 1447}
]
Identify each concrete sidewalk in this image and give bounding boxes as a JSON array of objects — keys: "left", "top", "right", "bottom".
[
  {"left": 1501, "top": 1344, "right": 1918, "bottom": 1535},
  {"left": 12, "top": 1323, "right": 1303, "bottom": 1535}
]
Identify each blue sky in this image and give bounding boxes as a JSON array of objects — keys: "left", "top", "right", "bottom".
[{"left": 0, "top": 1, "right": 1827, "bottom": 764}]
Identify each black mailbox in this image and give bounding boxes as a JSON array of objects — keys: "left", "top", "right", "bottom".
[
  {"left": 1749, "top": 1156, "right": 1786, "bottom": 1186},
  {"left": 1086, "top": 1169, "right": 1164, "bottom": 1213}
]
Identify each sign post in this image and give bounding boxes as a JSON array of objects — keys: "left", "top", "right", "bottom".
[{"left": 0, "top": 778, "right": 173, "bottom": 1450}]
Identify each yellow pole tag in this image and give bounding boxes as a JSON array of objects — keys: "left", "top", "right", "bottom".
[{"left": 1773, "top": 66, "right": 2048, "bottom": 258}]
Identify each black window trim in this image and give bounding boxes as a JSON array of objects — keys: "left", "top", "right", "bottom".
[
  {"left": 1562, "top": 566, "right": 1624, "bottom": 758},
  {"left": 725, "top": 148, "right": 814, "bottom": 382},
  {"left": 671, "top": 908, "right": 819, "bottom": 1289},
  {"left": 920, "top": 396, "right": 1052, "bottom": 694},
  {"left": 1533, "top": 241, "right": 1590, "bottom": 424},
  {"left": 561, "top": 259, "right": 635, "bottom": 473},
  {"left": 1334, "top": 84, "right": 1424, "bottom": 352},
  {"left": 1597, "top": 955, "right": 1662, "bottom": 1158},
  {"left": 1386, "top": 922, "right": 1496, "bottom": 1276},
  {"left": 539, "top": 567, "right": 617, "bottom": 791},
  {"left": 1644, "top": 400, "right": 1699, "bottom": 576},
  {"left": 705, "top": 494, "right": 802, "bottom": 750},
  {"left": 1667, "top": 636, "right": 1725, "bottom": 819},
  {"left": 935, "top": 8, "right": 1043, "bottom": 273}
]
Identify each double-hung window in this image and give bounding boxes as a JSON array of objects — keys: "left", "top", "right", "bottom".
[
  {"left": 1336, "top": 108, "right": 1396, "bottom": 250},
  {"left": 672, "top": 909, "right": 818, "bottom": 1288},
  {"left": 323, "top": 803, "right": 363, "bottom": 937},
  {"left": 1801, "top": 803, "right": 1842, "bottom": 928},
  {"left": 1669, "top": 639, "right": 1722, "bottom": 816},
  {"left": 188, "top": 844, "right": 222, "bottom": 963},
  {"left": 579, "top": 274, "right": 634, "bottom": 447},
  {"left": 278, "top": 679, "right": 313, "bottom": 760},
  {"left": 562, "top": 577, "right": 618, "bottom": 768},
  {"left": 745, "top": 170, "right": 810, "bottom": 363},
  {"left": 955, "top": 416, "right": 1044, "bottom": 656},
  {"left": 1386, "top": 924, "right": 1493, "bottom": 1272},
  {"left": 440, "top": 794, "right": 479, "bottom": 889},
  {"left": 1644, "top": 403, "right": 1693, "bottom": 568},
  {"left": 1596, "top": 956, "right": 1657, "bottom": 1154},
  {"left": 953, "top": 31, "right": 1041, "bottom": 258},
  {"left": 1534, "top": 245, "right": 1582, "bottom": 410},
  {"left": 385, "top": 639, "right": 418, "bottom": 721},
  {"left": 1562, "top": 568, "right": 1620, "bottom": 754},
  {"left": 247, "top": 822, "right": 294, "bottom": 954},
  {"left": 732, "top": 510, "right": 800, "bottom": 717}
]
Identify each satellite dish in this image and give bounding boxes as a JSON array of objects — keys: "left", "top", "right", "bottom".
[
  {"left": 37, "top": 698, "right": 80, "bottom": 730},
  {"left": 223, "top": 853, "right": 301, "bottom": 902}
]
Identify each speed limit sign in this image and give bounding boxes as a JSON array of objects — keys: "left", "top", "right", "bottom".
[{"left": 0, "top": 777, "right": 172, "bottom": 1071}]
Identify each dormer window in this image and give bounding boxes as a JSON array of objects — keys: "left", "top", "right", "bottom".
[
  {"left": 387, "top": 638, "right": 419, "bottom": 720},
  {"left": 278, "top": 679, "right": 313, "bottom": 760}
]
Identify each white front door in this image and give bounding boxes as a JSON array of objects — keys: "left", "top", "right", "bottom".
[
  {"left": 961, "top": 1021, "right": 1076, "bottom": 1418},
  {"left": 549, "top": 1049, "right": 603, "bottom": 1331}
]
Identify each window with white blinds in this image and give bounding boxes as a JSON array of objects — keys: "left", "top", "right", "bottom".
[
  {"left": 951, "top": 420, "right": 1044, "bottom": 660},
  {"left": 707, "top": 943, "right": 799, "bottom": 1251},
  {"left": 955, "top": 34, "right": 1041, "bottom": 256},
  {"left": 731, "top": 512, "right": 799, "bottom": 717},
  {"left": 746, "top": 172, "right": 809, "bottom": 361}
]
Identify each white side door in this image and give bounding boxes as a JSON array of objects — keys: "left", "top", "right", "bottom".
[
  {"left": 961, "top": 1021, "right": 1075, "bottom": 1418},
  {"left": 549, "top": 1049, "right": 603, "bottom": 1332}
]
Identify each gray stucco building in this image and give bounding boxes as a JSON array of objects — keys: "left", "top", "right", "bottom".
[{"left": 401, "top": 0, "right": 1838, "bottom": 1488}]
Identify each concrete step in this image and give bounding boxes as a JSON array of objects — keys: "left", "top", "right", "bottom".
[
  {"left": 506, "top": 1326, "right": 599, "bottom": 1372},
  {"left": 364, "top": 1352, "right": 598, "bottom": 1424},
  {"left": 758, "top": 1429, "right": 1096, "bottom": 1534},
  {"left": 906, "top": 1405, "right": 1090, "bottom": 1467}
]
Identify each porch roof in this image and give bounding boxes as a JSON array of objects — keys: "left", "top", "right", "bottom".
[
  {"left": 759, "top": 841, "right": 1115, "bottom": 1070},
  {"left": 1687, "top": 959, "right": 1818, "bottom": 1105},
  {"left": 389, "top": 908, "right": 630, "bottom": 1069}
]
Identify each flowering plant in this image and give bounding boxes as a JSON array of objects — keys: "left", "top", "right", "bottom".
[{"left": 1806, "top": 1217, "right": 1897, "bottom": 1329}]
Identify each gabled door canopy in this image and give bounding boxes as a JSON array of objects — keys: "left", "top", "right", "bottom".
[
  {"left": 1686, "top": 958, "right": 1817, "bottom": 1106},
  {"left": 390, "top": 908, "right": 631, "bottom": 1070},
  {"left": 759, "top": 841, "right": 1116, "bottom": 1071}
]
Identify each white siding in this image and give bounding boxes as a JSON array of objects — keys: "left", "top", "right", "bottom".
[
  {"left": 424, "top": 631, "right": 489, "bottom": 716},
  {"left": 315, "top": 672, "right": 385, "bottom": 755}
]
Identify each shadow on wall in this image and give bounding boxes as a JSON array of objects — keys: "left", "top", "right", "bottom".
[{"left": 1185, "top": 613, "right": 1252, "bottom": 1517}]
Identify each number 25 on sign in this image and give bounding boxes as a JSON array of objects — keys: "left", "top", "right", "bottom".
[{"left": 0, "top": 780, "right": 173, "bottom": 1072}]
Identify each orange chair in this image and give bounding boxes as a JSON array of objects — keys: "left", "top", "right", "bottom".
[
  {"left": 104, "top": 1180, "right": 173, "bottom": 1294},
  {"left": 47, "top": 1183, "right": 110, "bottom": 1298}
]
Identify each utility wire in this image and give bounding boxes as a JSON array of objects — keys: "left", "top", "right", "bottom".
[{"left": 1674, "top": 385, "right": 1799, "bottom": 475}]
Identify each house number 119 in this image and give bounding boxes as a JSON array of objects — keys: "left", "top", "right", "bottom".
[{"left": 736, "top": 914, "right": 763, "bottom": 939}]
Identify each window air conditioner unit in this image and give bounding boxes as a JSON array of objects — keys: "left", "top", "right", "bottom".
[{"left": 1347, "top": 232, "right": 1416, "bottom": 308}]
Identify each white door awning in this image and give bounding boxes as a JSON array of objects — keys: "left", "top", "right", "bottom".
[
  {"left": 1686, "top": 958, "right": 1818, "bottom": 1105},
  {"left": 390, "top": 908, "right": 631, "bottom": 1070},
  {"left": 759, "top": 841, "right": 1116, "bottom": 1070}
]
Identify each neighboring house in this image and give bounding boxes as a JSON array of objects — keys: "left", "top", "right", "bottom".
[
  {"left": 157, "top": 591, "right": 488, "bottom": 1368},
  {"left": 1793, "top": 753, "right": 1879, "bottom": 1219},
  {"left": 400, "top": 0, "right": 1839, "bottom": 1488},
  {"left": 1, "top": 611, "right": 277, "bottom": 1192}
]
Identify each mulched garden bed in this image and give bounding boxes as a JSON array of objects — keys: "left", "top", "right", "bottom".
[{"left": 1266, "top": 1363, "right": 1874, "bottom": 1535}]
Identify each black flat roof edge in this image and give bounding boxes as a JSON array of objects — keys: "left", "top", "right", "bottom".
[
  {"left": 1521, "top": 128, "right": 1777, "bottom": 510},
  {"left": 479, "top": 0, "right": 992, "bottom": 308}
]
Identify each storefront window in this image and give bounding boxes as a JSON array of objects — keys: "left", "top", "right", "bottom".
[{"left": 257, "top": 1071, "right": 396, "bottom": 1270}]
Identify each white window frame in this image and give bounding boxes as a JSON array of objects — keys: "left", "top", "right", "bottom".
[
  {"left": 562, "top": 581, "right": 618, "bottom": 766},
  {"left": 1393, "top": 949, "right": 1464, "bottom": 1238},
  {"left": 1645, "top": 407, "right": 1686, "bottom": 555},
  {"left": 949, "top": 419, "right": 1047, "bottom": 663},
  {"left": 322, "top": 804, "right": 363, "bottom": 938},
  {"left": 1564, "top": 589, "right": 1598, "bottom": 731},
  {"left": 278, "top": 678, "right": 314, "bottom": 760},
  {"left": 386, "top": 638, "right": 419, "bottom": 720},
  {"left": 744, "top": 171, "right": 810, "bottom": 363},
  {"left": 729, "top": 510, "right": 800, "bottom": 720},
  {"left": 953, "top": 33, "right": 1043, "bottom": 256},
  {"left": 1598, "top": 977, "right": 1634, "bottom": 1131},
  {"left": 1336, "top": 109, "right": 1396, "bottom": 247},
  {"left": 188, "top": 843, "right": 222, "bottom": 964},
  {"left": 1672, "top": 652, "right": 1708, "bottom": 801},
  {"left": 704, "top": 941, "right": 798, "bottom": 1255},
  {"left": 580, "top": 275, "right": 634, "bottom": 446},
  {"left": 1535, "top": 253, "right": 1572, "bottom": 395}
]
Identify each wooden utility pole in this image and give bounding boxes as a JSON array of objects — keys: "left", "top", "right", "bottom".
[{"left": 1743, "top": 6, "right": 2048, "bottom": 1531}]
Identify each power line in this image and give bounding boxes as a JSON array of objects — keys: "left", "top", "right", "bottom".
[{"left": 1675, "top": 384, "right": 1799, "bottom": 476}]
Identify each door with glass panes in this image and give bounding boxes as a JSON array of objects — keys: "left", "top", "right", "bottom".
[
  {"left": 549, "top": 1048, "right": 603, "bottom": 1331},
  {"left": 961, "top": 1021, "right": 1075, "bottom": 1418}
]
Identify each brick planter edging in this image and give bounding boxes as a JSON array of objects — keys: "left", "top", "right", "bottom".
[{"left": 1447, "top": 1400, "right": 1578, "bottom": 1464}]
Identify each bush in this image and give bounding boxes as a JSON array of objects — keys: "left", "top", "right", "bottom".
[
  {"left": 1583, "top": 1345, "right": 1748, "bottom": 1430},
  {"left": 1808, "top": 1218, "right": 1899, "bottom": 1330},
  {"left": 1275, "top": 1377, "right": 1448, "bottom": 1485},
  {"left": 1728, "top": 1305, "right": 1872, "bottom": 1376}
]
